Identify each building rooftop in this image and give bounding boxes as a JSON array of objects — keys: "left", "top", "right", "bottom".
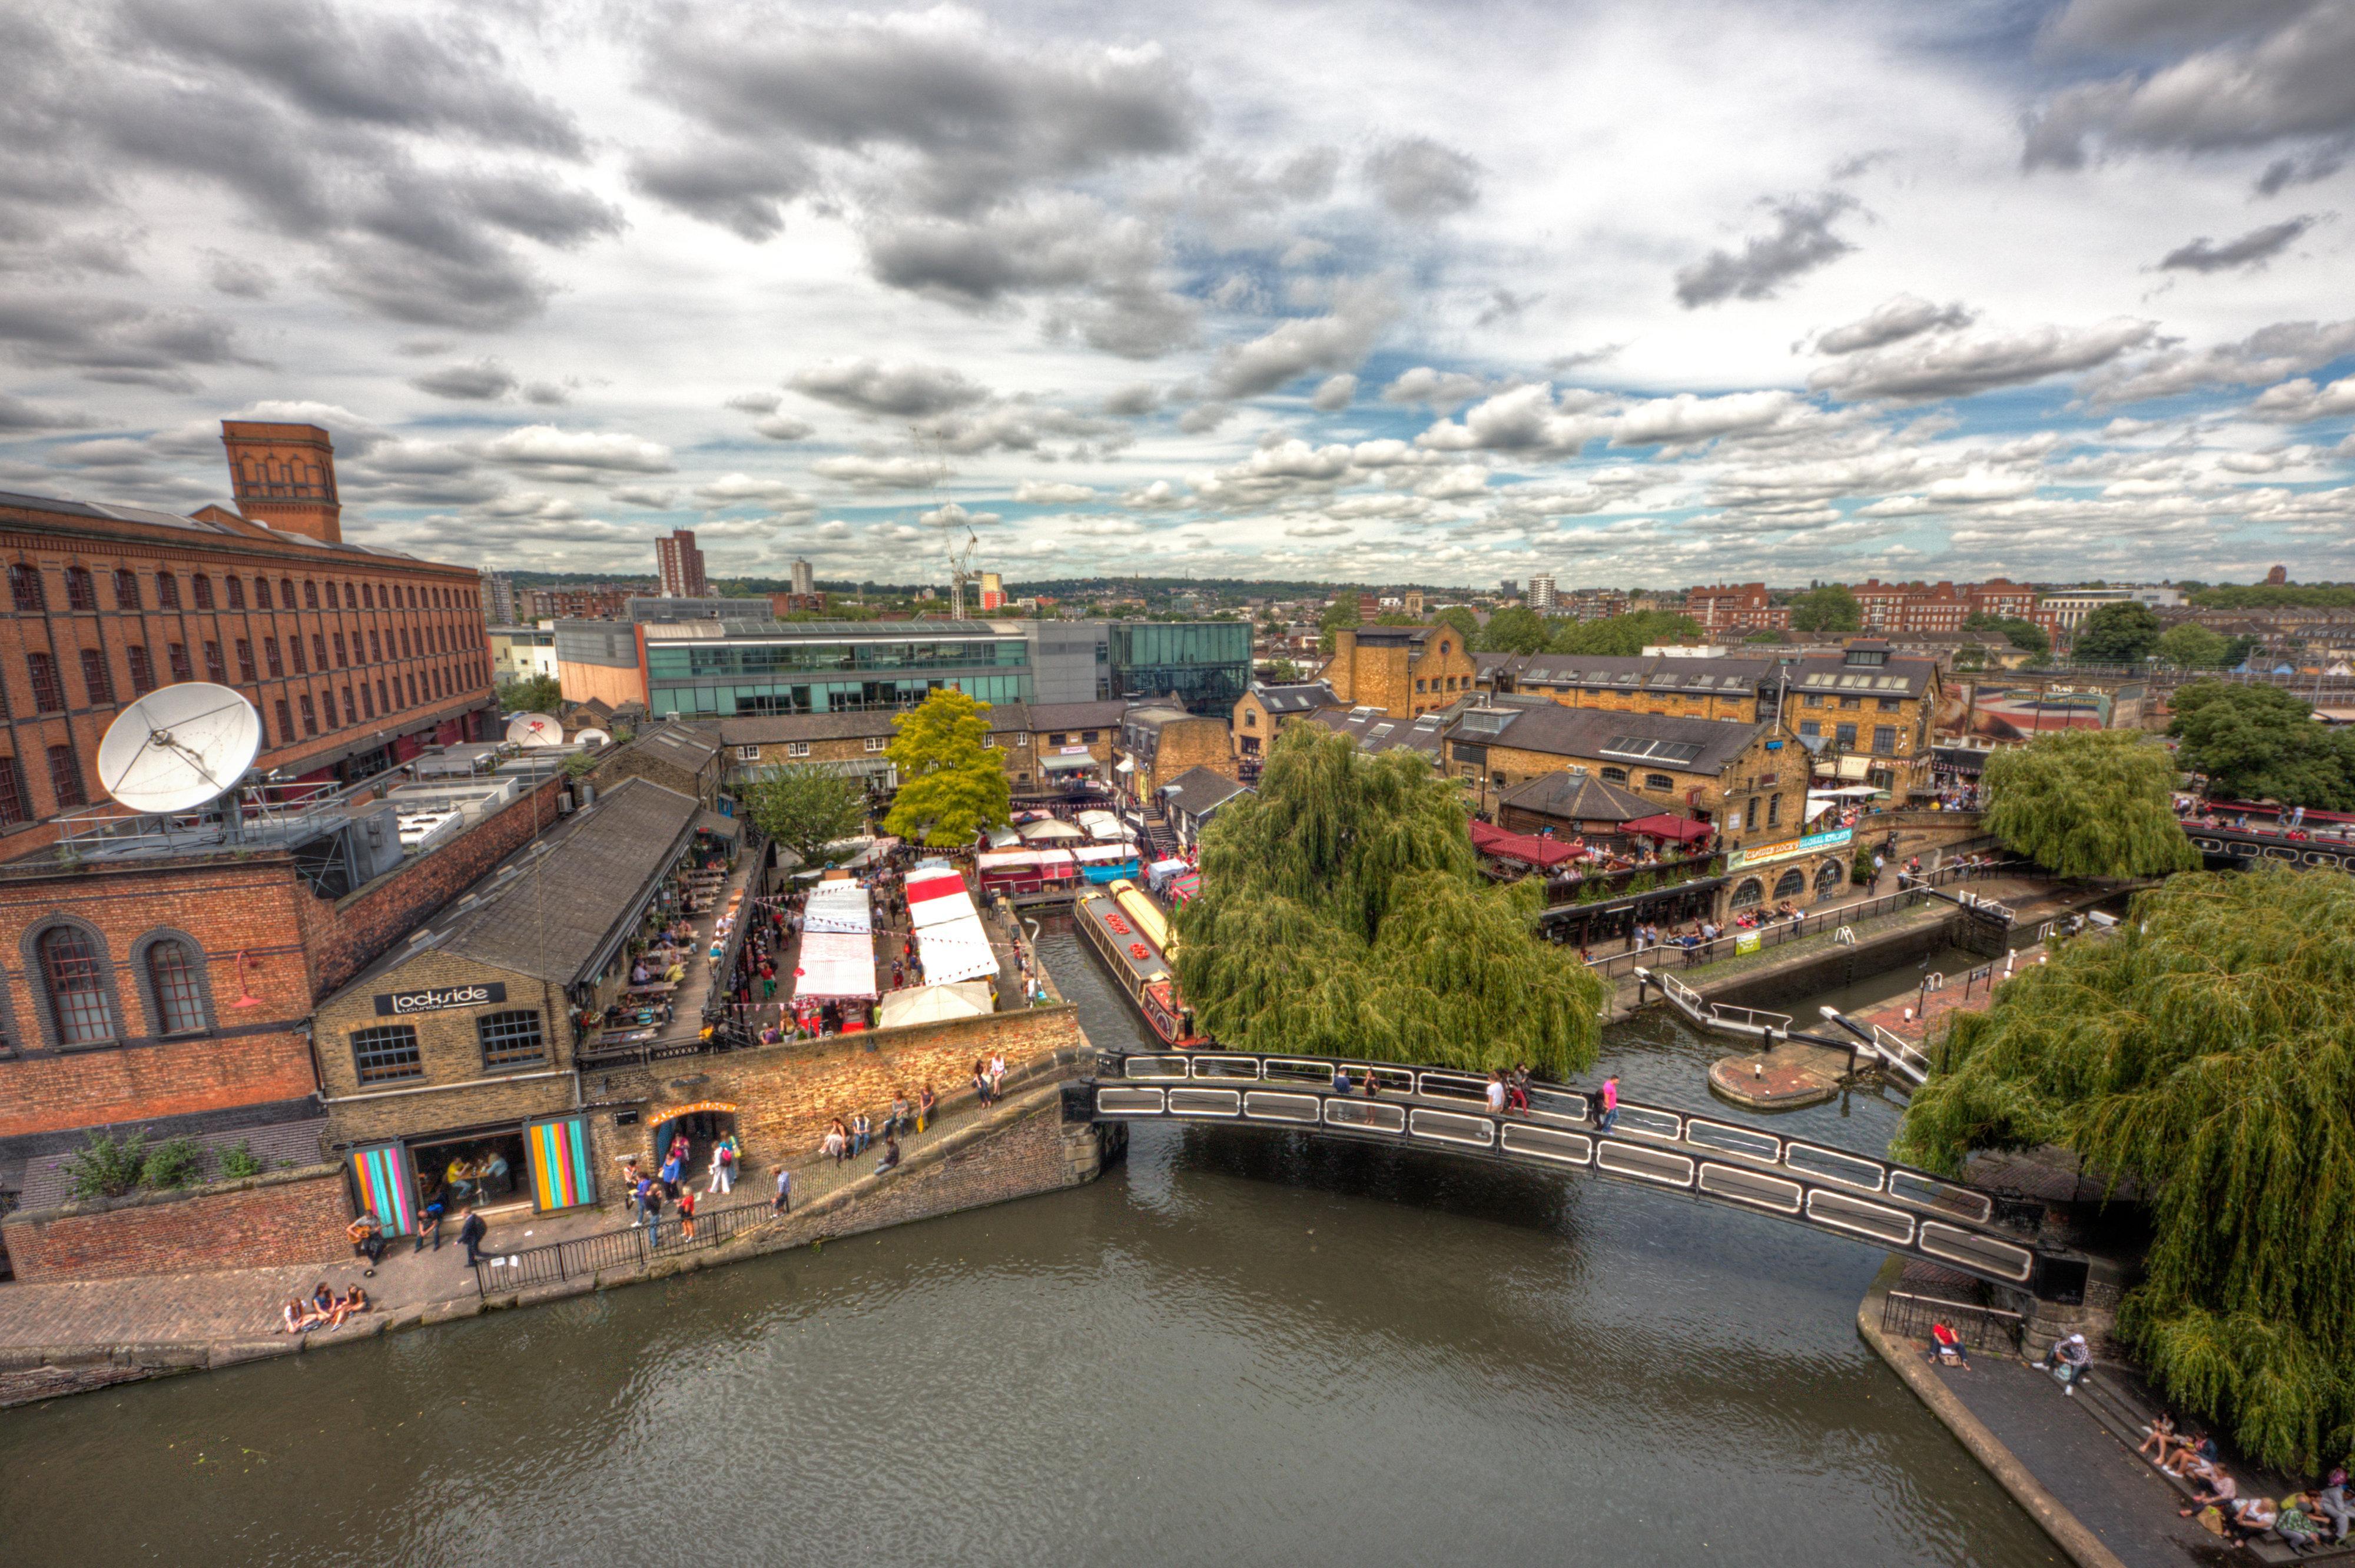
[
  {"left": 1468, "top": 705, "right": 1769, "bottom": 774},
  {"left": 0, "top": 488, "right": 428, "bottom": 562},
  {"left": 1162, "top": 767, "right": 1252, "bottom": 816},
  {"left": 336, "top": 776, "right": 701, "bottom": 993},
  {"left": 1499, "top": 769, "right": 1659, "bottom": 823},
  {"left": 1249, "top": 680, "right": 1338, "bottom": 714},
  {"left": 1305, "top": 706, "right": 1450, "bottom": 757}
]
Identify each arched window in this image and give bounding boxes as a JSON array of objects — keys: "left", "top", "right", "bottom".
[
  {"left": 39, "top": 925, "right": 115, "bottom": 1044},
  {"left": 1600, "top": 767, "right": 1628, "bottom": 783},
  {"left": 113, "top": 568, "right": 141, "bottom": 609},
  {"left": 280, "top": 577, "right": 296, "bottom": 606},
  {"left": 303, "top": 580, "right": 319, "bottom": 609},
  {"left": 1729, "top": 878, "right": 1764, "bottom": 911},
  {"left": 146, "top": 938, "right": 210, "bottom": 1034},
  {"left": 64, "top": 566, "right": 96, "bottom": 611},
  {"left": 1815, "top": 859, "right": 1845, "bottom": 894},
  {"left": 8, "top": 563, "right": 44, "bottom": 612},
  {"left": 1774, "top": 867, "right": 1806, "bottom": 900},
  {"left": 253, "top": 578, "right": 272, "bottom": 610},
  {"left": 193, "top": 573, "right": 215, "bottom": 609},
  {"left": 1645, "top": 773, "right": 1673, "bottom": 790}
]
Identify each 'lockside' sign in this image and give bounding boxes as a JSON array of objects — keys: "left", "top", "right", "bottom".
[{"left": 374, "top": 982, "right": 507, "bottom": 1017}]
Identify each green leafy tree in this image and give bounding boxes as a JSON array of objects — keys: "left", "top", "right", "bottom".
[
  {"left": 2191, "top": 584, "right": 2355, "bottom": 610},
  {"left": 742, "top": 763, "right": 871, "bottom": 866},
  {"left": 883, "top": 690, "right": 1011, "bottom": 848},
  {"left": 2072, "top": 601, "right": 2163, "bottom": 664},
  {"left": 1788, "top": 583, "right": 1862, "bottom": 633},
  {"left": 1261, "top": 657, "right": 1303, "bottom": 684},
  {"left": 1479, "top": 604, "right": 1551, "bottom": 655},
  {"left": 498, "top": 673, "right": 562, "bottom": 715},
  {"left": 1434, "top": 606, "right": 1482, "bottom": 651},
  {"left": 1743, "top": 628, "right": 1785, "bottom": 644},
  {"left": 1963, "top": 612, "right": 2050, "bottom": 656},
  {"left": 2154, "top": 623, "right": 2230, "bottom": 669},
  {"left": 1548, "top": 610, "right": 1704, "bottom": 656},
  {"left": 1172, "top": 725, "right": 1606, "bottom": 1077},
  {"left": 1981, "top": 729, "right": 2200, "bottom": 878},
  {"left": 2220, "top": 634, "right": 2261, "bottom": 669},
  {"left": 1316, "top": 596, "right": 1361, "bottom": 654},
  {"left": 1893, "top": 864, "right": 2355, "bottom": 1474},
  {"left": 2170, "top": 681, "right": 2355, "bottom": 809}
]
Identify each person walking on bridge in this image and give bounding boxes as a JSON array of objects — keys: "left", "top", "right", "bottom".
[
  {"left": 1485, "top": 1072, "right": 1507, "bottom": 1117},
  {"left": 1596, "top": 1075, "right": 1620, "bottom": 1133}
]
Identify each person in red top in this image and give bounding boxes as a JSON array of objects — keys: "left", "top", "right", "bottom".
[{"left": 1928, "top": 1321, "right": 1971, "bottom": 1369}]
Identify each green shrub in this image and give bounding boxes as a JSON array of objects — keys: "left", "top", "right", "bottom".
[
  {"left": 139, "top": 1136, "right": 206, "bottom": 1190},
  {"left": 217, "top": 1141, "right": 266, "bottom": 1181},
  {"left": 64, "top": 1131, "right": 148, "bottom": 1200}
]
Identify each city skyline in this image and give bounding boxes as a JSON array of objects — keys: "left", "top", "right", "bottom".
[{"left": 2, "top": 1, "right": 2353, "bottom": 590}]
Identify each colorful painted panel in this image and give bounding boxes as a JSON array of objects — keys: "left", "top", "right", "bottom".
[
  {"left": 528, "top": 1117, "right": 596, "bottom": 1212},
  {"left": 350, "top": 1143, "right": 415, "bottom": 1236}
]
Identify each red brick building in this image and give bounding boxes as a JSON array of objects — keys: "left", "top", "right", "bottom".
[
  {"left": 1684, "top": 583, "right": 1790, "bottom": 632},
  {"left": 1849, "top": 577, "right": 2040, "bottom": 632},
  {"left": 0, "top": 420, "right": 497, "bottom": 854}
]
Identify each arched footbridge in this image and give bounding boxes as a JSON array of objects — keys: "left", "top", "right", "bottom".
[{"left": 1064, "top": 1050, "right": 2081, "bottom": 1299}]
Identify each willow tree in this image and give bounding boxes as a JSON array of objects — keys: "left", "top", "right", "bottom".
[
  {"left": 1171, "top": 725, "right": 1604, "bottom": 1078},
  {"left": 1982, "top": 729, "right": 2199, "bottom": 879},
  {"left": 1893, "top": 865, "right": 2355, "bottom": 1473}
]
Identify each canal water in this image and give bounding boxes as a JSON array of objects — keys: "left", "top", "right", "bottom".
[{"left": 0, "top": 928, "right": 2059, "bottom": 1567}]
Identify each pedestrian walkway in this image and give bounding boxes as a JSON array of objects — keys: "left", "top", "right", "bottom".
[
  {"left": 660, "top": 848, "right": 759, "bottom": 1038},
  {"left": 0, "top": 1047, "right": 1072, "bottom": 1380}
]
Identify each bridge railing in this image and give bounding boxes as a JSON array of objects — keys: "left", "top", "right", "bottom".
[{"left": 1089, "top": 1049, "right": 2038, "bottom": 1285}]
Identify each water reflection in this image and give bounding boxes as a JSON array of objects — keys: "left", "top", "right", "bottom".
[{"left": 0, "top": 928, "right": 2058, "bottom": 1568}]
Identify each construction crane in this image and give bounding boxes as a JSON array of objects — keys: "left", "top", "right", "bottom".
[{"left": 913, "top": 427, "right": 980, "bottom": 619}]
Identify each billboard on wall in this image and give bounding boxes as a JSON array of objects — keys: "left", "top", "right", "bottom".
[
  {"left": 1937, "top": 678, "right": 2144, "bottom": 742},
  {"left": 1726, "top": 826, "right": 1852, "bottom": 873}
]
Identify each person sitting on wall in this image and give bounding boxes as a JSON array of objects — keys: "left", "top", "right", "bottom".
[
  {"left": 1926, "top": 1321, "right": 1971, "bottom": 1370},
  {"left": 280, "top": 1297, "right": 324, "bottom": 1334},
  {"left": 347, "top": 1212, "right": 386, "bottom": 1267}
]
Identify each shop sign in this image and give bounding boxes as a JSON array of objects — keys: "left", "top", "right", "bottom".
[
  {"left": 1725, "top": 826, "right": 1852, "bottom": 873},
  {"left": 658, "top": 1100, "right": 739, "bottom": 1118},
  {"left": 374, "top": 981, "right": 508, "bottom": 1017},
  {"left": 1734, "top": 932, "right": 1762, "bottom": 956}
]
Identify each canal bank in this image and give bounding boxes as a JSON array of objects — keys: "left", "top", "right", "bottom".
[
  {"left": 0, "top": 930, "right": 2071, "bottom": 1568},
  {"left": 0, "top": 1039, "right": 1113, "bottom": 1408}
]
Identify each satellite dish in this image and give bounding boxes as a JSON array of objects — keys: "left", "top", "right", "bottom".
[
  {"left": 505, "top": 713, "right": 563, "bottom": 748},
  {"left": 573, "top": 727, "right": 612, "bottom": 749},
  {"left": 97, "top": 683, "right": 263, "bottom": 813}
]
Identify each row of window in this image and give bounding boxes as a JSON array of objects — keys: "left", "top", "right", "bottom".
[
  {"left": 1796, "top": 721, "right": 1902, "bottom": 754},
  {"left": 8, "top": 562, "right": 477, "bottom": 618},
  {"left": 1726, "top": 861, "right": 1847, "bottom": 907},
  {"left": 1799, "top": 693, "right": 1905, "bottom": 712},
  {"left": 349, "top": 1011, "right": 546, "bottom": 1085},
  {"left": 7, "top": 925, "right": 216, "bottom": 1048},
  {"left": 11, "top": 646, "right": 484, "bottom": 719}
]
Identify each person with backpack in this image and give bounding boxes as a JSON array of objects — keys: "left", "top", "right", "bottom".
[
  {"left": 706, "top": 1138, "right": 734, "bottom": 1195},
  {"left": 457, "top": 1207, "right": 489, "bottom": 1268}
]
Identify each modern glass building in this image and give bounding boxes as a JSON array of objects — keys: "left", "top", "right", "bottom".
[
  {"left": 1109, "top": 621, "right": 1253, "bottom": 714},
  {"left": 640, "top": 620, "right": 1030, "bottom": 717}
]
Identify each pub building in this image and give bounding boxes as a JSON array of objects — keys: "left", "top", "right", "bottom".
[{"left": 314, "top": 776, "right": 704, "bottom": 1233}]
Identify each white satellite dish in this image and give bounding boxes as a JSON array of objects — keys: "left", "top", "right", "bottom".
[
  {"left": 97, "top": 683, "right": 264, "bottom": 814},
  {"left": 573, "top": 727, "right": 612, "bottom": 749},
  {"left": 505, "top": 712, "right": 563, "bottom": 748}
]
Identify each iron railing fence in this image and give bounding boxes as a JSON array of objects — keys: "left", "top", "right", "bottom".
[
  {"left": 470, "top": 1191, "right": 780, "bottom": 1295},
  {"left": 1880, "top": 1288, "right": 2025, "bottom": 1354}
]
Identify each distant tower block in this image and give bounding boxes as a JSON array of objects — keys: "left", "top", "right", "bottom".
[{"left": 221, "top": 421, "right": 342, "bottom": 543}]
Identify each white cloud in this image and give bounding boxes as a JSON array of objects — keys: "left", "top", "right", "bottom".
[{"left": 479, "top": 426, "right": 676, "bottom": 473}]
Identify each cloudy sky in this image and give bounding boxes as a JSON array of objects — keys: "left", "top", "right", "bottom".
[{"left": 4, "top": 0, "right": 2354, "bottom": 590}]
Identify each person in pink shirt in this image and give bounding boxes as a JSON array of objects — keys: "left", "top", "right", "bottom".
[{"left": 1596, "top": 1074, "right": 1620, "bottom": 1133}]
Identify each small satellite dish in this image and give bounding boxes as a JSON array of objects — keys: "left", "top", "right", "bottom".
[
  {"left": 97, "top": 683, "right": 264, "bottom": 813},
  {"left": 505, "top": 713, "right": 563, "bottom": 748},
  {"left": 573, "top": 727, "right": 612, "bottom": 749}
]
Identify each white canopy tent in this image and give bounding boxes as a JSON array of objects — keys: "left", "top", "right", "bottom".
[
  {"left": 878, "top": 981, "right": 994, "bottom": 1028},
  {"left": 792, "top": 929, "right": 878, "bottom": 999}
]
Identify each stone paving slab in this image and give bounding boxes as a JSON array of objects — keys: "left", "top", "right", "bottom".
[{"left": 1939, "top": 1358, "right": 2223, "bottom": 1568}]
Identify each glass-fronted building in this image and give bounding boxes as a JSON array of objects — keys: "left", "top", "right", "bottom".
[
  {"left": 1109, "top": 621, "right": 1253, "bottom": 714},
  {"left": 641, "top": 620, "right": 1030, "bottom": 717}
]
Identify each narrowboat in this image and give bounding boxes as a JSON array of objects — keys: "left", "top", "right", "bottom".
[{"left": 1073, "top": 886, "right": 1196, "bottom": 1045}]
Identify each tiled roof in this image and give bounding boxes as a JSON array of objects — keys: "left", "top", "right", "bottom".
[
  {"left": 1304, "top": 706, "right": 1450, "bottom": 756},
  {"left": 1163, "top": 766, "right": 1251, "bottom": 815},
  {"left": 1785, "top": 653, "right": 1939, "bottom": 698},
  {"left": 1250, "top": 680, "right": 1337, "bottom": 713},
  {"left": 344, "top": 777, "right": 701, "bottom": 989},
  {"left": 1486, "top": 653, "right": 1778, "bottom": 695},
  {"left": 1499, "top": 769, "right": 1659, "bottom": 822},
  {"left": 1466, "top": 705, "right": 1766, "bottom": 773}
]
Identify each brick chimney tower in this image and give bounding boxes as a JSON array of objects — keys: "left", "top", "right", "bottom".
[{"left": 220, "top": 420, "right": 342, "bottom": 543}]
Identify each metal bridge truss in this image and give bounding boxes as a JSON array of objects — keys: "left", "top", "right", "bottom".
[{"left": 1070, "top": 1049, "right": 2057, "bottom": 1293}]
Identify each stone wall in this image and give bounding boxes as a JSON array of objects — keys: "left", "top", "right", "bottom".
[
  {"left": 2, "top": 1164, "right": 350, "bottom": 1284},
  {"left": 1866, "top": 810, "right": 1991, "bottom": 865},
  {"left": 579, "top": 1004, "right": 1087, "bottom": 1192}
]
